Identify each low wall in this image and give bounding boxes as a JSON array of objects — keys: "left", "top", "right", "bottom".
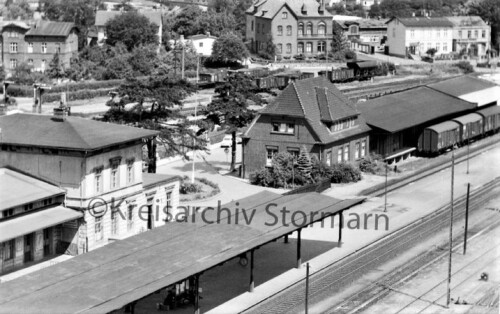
[{"left": 283, "top": 178, "right": 331, "bottom": 196}]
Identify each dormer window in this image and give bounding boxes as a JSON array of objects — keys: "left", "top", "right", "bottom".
[
  {"left": 349, "top": 25, "right": 359, "bottom": 34},
  {"left": 331, "top": 117, "right": 356, "bottom": 132},
  {"left": 272, "top": 121, "right": 295, "bottom": 134}
]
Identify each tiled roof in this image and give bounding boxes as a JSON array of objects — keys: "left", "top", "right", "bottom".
[
  {"left": 0, "top": 114, "right": 159, "bottom": 151},
  {"left": 387, "top": 17, "right": 454, "bottom": 28},
  {"left": 257, "top": 77, "right": 369, "bottom": 144},
  {"left": 427, "top": 75, "right": 499, "bottom": 97},
  {"left": 25, "top": 21, "right": 76, "bottom": 37},
  {"left": 95, "top": 10, "right": 162, "bottom": 27},
  {"left": 336, "top": 19, "right": 388, "bottom": 30},
  {"left": 445, "top": 16, "right": 488, "bottom": 28},
  {"left": 357, "top": 87, "right": 477, "bottom": 133},
  {"left": 0, "top": 168, "right": 65, "bottom": 211},
  {"left": 142, "top": 173, "right": 181, "bottom": 188},
  {"left": 247, "top": 0, "right": 333, "bottom": 19}
]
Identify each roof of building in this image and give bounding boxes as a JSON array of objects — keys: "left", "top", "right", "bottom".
[
  {"left": 0, "top": 114, "right": 159, "bottom": 151},
  {"left": 95, "top": 10, "right": 162, "bottom": 27},
  {"left": 445, "top": 16, "right": 489, "bottom": 28},
  {"left": 427, "top": 75, "right": 499, "bottom": 98},
  {"left": 0, "top": 205, "right": 83, "bottom": 242},
  {"left": 142, "top": 173, "right": 181, "bottom": 189},
  {"left": 187, "top": 33, "right": 218, "bottom": 40},
  {"left": 247, "top": 0, "right": 333, "bottom": 19},
  {"left": 0, "top": 168, "right": 65, "bottom": 211},
  {"left": 357, "top": 86, "right": 477, "bottom": 133},
  {"left": 427, "top": 120, "right": 460, "bottom": 133},
  {"left": 335, "top": 19, "right": 388, "bottom": 30},
  {"left": 25, "top": 21, "right": 76, "bottom": 37},
  {"left": 0, "top": 191, "right": 364, "bottom": 313},
  {"left": 386, "top": 16, "right": 454, "bottom": 28},
  {"left": 0, "top": 21, "right": 31, "bottom": 31},
  {"left": 251, "top": 77, "right": 370, "bottom": 144}
]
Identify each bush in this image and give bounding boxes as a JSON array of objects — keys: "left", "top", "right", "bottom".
[
  {"left": 7, "top": 79, "right": 123, "bottom": 97},
  {"left": 250, "top": 168, "right": 275, "bottom": 187},
  {"left": 453, "top": 61, "right": 474, "bottom": 74},
  {"left": 42, "top": 89, "right": 113, "bottom": 103},
  {"left": 344, "top": 50, "right": 357, "bottom": 60},
  {"left": 180, "top": 182, "right": 203, "bottom": 194},
  {"left": 330, "top": 163, "right": 362, "bottom": 183},
  {"left": 358, "top": 153, "right": 383, "bottom": 174},
  {"left": 258, "top": 51, "right": 274, "bottom": 60}
]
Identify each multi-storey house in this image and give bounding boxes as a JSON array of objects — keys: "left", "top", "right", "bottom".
[
  {"left": 1, "top": 20, "right": 78, "bottom": 74},
  {"left": 445, "top": 16, "right": 492, "bottom": 60},
  {"left": 385, "top": 16, "right": 454, "bottom": 58},
  {"left": 0, "top": 112, "right": 180, "bottom": 254},
  {"left": 242, "top": 76, "right": 371, "bottom": 177},
  {"left": 246, "top": 0, "right": 334, "bottom": 57},
  {"left": 334, "top": 18, "right": 388, "bottom": 47}
]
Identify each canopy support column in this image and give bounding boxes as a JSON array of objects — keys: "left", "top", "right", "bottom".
[
  {"left": 296, "top": 229, "right": 302, "bottom": 269},
  {"left": 338, "top": 211, "right": 343, "bottom": 246},
  {"left": 194, "top": 274, "right": 200, "bottom": 314},
  {"left": 249, "top": 249, "right": 255, "bottom": 292}
]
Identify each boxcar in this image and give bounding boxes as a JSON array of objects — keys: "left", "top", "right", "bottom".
[
  {"left": 476, "top": 105, "right": 500, "bottom": 135},
  {"left": 451, "top": 113, "right": 484, "bottom": 143},
  {"left": 418, "top": 121, "right": 460, "bottom": 154},
  {"left": 346, "top": 61, "right": 378, "bottom": 80}
]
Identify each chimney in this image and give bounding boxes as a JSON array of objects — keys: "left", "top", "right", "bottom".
[
  {"left": 206, "top": 31, "right": 210, "bottom": 37},
  {"left": 319, "top": 0, "right": 325, "bottom": 14}
]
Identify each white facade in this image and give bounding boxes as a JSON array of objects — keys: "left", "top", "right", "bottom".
[
  {"left": 386, "top": 18, "right": 453, "bottom": 57},
  {"left": 170, "top": 34, "right": 217, "bottom": 57}
]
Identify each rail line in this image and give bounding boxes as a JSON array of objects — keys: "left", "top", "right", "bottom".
[{"left": 242, "top": 178, "right": 500, "bottom": 314}]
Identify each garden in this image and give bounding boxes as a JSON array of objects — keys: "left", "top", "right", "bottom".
[{"left": 179, "top": 176, "right": 221, "bottom": 202}]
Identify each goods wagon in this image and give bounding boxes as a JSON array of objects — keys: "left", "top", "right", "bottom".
[
  {"left": 476, "top": 105, "right": 500, "bottom": 135},
  {"left": 451, "top": 113, "right": 483, "bottom": 142},
  {"left": 418, "top": 121, "right": 460, "bottom": 154}
]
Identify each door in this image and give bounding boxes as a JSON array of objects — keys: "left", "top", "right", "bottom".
[
  {"left": 43, "top": 228, "right": 52, "bottom": 256},
  {"left": 24, "top": 233, "right": 34, "bottom": 263},
  {"left": 147, "top": 198, "right": 154, "bottom": 230}
]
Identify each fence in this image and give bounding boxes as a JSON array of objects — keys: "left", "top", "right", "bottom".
[{"left": 283, "top": 178, "right": 331, "bottom": 196}]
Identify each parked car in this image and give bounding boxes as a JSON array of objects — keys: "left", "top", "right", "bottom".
[{"left": 220, "top": 134, "right": 242, "bottom": 148}]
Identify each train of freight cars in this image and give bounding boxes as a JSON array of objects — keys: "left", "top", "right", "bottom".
[
  {"left": 197, "top": 60, "right": 380, "bottom": 89},
  {"left": 418, "top": 105, "right": 500, "bottom": 155}
]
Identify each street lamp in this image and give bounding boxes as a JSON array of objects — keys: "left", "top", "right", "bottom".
[
  {"left": 384, "top": 160, "right": 388, "bottom": 212},
  {"left": 446, "top": 143, "right": 457, "bottom": 307}
]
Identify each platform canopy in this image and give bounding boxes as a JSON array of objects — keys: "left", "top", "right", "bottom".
[{"left": 0, "top": 191, "right": 363, "bottom": 314}]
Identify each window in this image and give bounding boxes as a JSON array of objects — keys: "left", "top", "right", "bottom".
[
  {"left": 41, "top": 42, "right": 47, "bottom": 53},
  {"left": 272, "top": 121, "right": 295, "bottom": 134},
  {"left": 4, "top": 240, "right": 15, "bottom": 261},
  {"left": 199, "top": 42, "right": 203, "bottom": 47},
  {"left": 286, "top": 25, "right": 292, "bottom": 36},
  {"left": 482, "top": 30, "right": 486, "bottom": 38},
  {"left": 474, "top": 30, "right": 478, "bottom": 38},
  {"left": 468, "top": 30, "right": 471, "bottom": 38},
  {"left": 444, "top": 29, "right": 448, "bottom": 37},
  {"left": 317, "top": 41, "right": 326, "bottom": 53},
  {"left": 43, "top": 198, "right": 53, "bottom": 206},
  {"left": 344, "top": 145, "right": 349, "bottom": 162},
  {"left": 287, "top": 148, "right": 299, "bottom": 159},
  {"left": 337, "top": 148, "right": 342, "bottom": 163},
  {"left": 95, "top": 216, "right": 103, "bottom": 241},
  {"left": 436, "top": 42, "right": 440, "bottom": 51},
  {"left": 286, "top": 43, "right": 291, "bottom": 54},
  {"left": 410, "top": 29, "right": 415, "bottom": 38},
  {"left": 111, "top": 209, "right": 118, "bottom": 235},
  {"left": 24, "top": 203, "right": 33, "bottom": 211},
  {"left": 251, "top": 21, "right": 254, "bottom": 31},
  {"left": 3, "top": 208, "right": 14, "bottom": 218},
  {"left": 306, "top": 23, "right": 312, "bottom": 35},
  {"left": 95, "top": 167, "right": 103, "bottom": 194},
  {"left": 127, "top": 163, "right": 134, "bottom": 184},
  {"left": 8, "top": 31, "right": 18, "bottom": 38},
  {"left": 298, "top": 42, "right": 304, "bottom": 53},
  {"left": 361, "top": 140, "right": 366, "bottom": 158},
  {"left": 282, "top": 12, "right": 288, "bottom": 19},
  {"left": 166, "top": 191, "right": 172, "bottom": 214},
  {"left": 266, "top": 147, "right": 278, "bottom": 167},
  {"left": 28, "top": 59, "right": 33, "bottom": 65},
  {"left": 111, "top": 164, "right": 119, "bottom": 189},
  {"left": 306, "top": 42, "right": 312, "bottom": 53},
  {"left": 458, "top": 30, "right": 462, "bottom": 38},
  {"left": 277, "top": 25, "right": 283, "bottom": 36},
  {"left": 437, "top": 29, "right": 441, "bottom": 38},
  {"left": 318, "top": 23, "right": 326, "bottom": 35},
  {"left": 127, "top": 205, "right": 134, "bottom": 231},
  {"left": 41, "top": 59, "right": 46, "bottom": 71},
  {"left": 10, "top": 43, "right": 18, "bottom": 53},
  {"left": 257, "top": 23, "right": 260, "bottom": 34},
  {"left": 349, "top": 25, "right": 358, "bottom": 35},
  {"left": 298, "top": 23, "right": 304, "bottom": 36},
  {"left": 326, "top": 151, "right": 331, "bottom": 166},
  {"left": 355, "top": 142, "right": 360, "bottom": 159},
  {"left": 27, "top": 42, "right": 33, "bottom": 53},
  {"left": 443, "top": 42, "right": 448, "bottom": 52},
  {"left": 277, "top": 44, "right": 283, "bottom": 54},
  {"left": 9, "top": 59, "right": 17, "bottom": 69}
]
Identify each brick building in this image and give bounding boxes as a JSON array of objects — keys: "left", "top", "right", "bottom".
[
  {"left": 242, "top": 76, "right": 371, "bottom": 177},
  {"left": 246, "top": 0, "right": 334, "bottom": 57},
  {"left": 0, "top": 20, "right": 78, "bottom": 74}
]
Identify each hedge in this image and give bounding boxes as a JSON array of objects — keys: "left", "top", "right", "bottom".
[
  {"left": 41, "top": 88, "right": 114, "bottom": 103},
  {"left": 7, "top": 79, "right": 123, "bottom": 97}
]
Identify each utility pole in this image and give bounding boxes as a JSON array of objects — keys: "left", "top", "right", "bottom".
[
  {"left": 463, "top": 183, "right": 470, "bottom": 255},
  {"left": 446, "top": 145, "right": 455, "bottom": 307},
  {"left": 466, "top": 127, "right": 470, "bottom": 174},
  {"left": 384, "top": 161, "right": 388, "bottom": 212},
  {"left": 305, "top": 262, "right": 310, "bottom": 314},
  {"left": 181, "top": 43, "right": 185, "bottom": 80}
]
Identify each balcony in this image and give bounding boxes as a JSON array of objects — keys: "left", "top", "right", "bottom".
[{"left": 297, "top": 33, "right": 332, "bottom": 39}]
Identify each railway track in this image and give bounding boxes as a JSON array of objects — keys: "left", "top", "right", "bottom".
[{"left": 242, "top": 178, "right": 500, "bottom": 314}]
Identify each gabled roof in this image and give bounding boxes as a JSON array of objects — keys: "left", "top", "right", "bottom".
[
  {"left": 386, "top": 17, "right": 454, "bottom": 28},
  {"left": 0, "top": 168, "right": 65, "bottom": 211},
  {"left": 357, "top": 86, "right": 477, "bottom": 133},
  {"left": 247, "top": 0, "right": 332, "bottom": 19},
  {"left": 427, "top": 75, "right": 499, "bottom": 97},
  {"left": 445, "top": 16, "right": 489, "bottom": 28},
  {"left": 254, "top": 77, "right": 370, "bottom": 144},
  {"left": 95, "top": 10, "right": 162, "bottom": 27},
  {"left": 187, "top": 34, "right": 218, "bottom": 40},
  {"left": 0, "top": 21, "right": 31, "bottom": 31},
  {"left": 25, "top": 21, "right": 76, "bottom": 37},
  {"left": 335, "top": 19, "right": 388, "bottom": 30},
  {"left": 0, "top": 114, "right": 159, "bottom": 151}
]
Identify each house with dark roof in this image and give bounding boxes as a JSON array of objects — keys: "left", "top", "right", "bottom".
[
  {"left": 334, "top": 18, "right": 388, "bottom": 47},
  {"left": 385, "top": 16, "right": 454, "bottom": 58},
  {"left": 0, "top": 20, "right": 78, "bottom": 74},
  {"left": 242, "top": 76, "right": 371, "bottom": 177},
  {"left": 356, "top": 86, "right": 477, "bottom": 161},
  {"left": 0, "top": 167, "right": 82, "bottom": 275},
  {"left": 0, "top": 112, "right": 181, "bottom": 253},
  {"left": 246, "top": 0, "right": 334, "bottom": 57},
  {"left": 93, "top": 10, "right": 162, "bottom": 47}
]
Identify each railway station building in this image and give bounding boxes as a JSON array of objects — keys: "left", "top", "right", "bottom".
[
  {"left": 357, "top": 86, "right": 477, "bottom": 162},
  {"left": 241, "top": 76, "right": 371, "bottom": 177},
  {"left": 0, "top": 112, "right": 181, "bottom": 256}
]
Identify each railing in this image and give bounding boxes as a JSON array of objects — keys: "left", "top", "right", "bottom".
[{"left": 297, "top": 33, "right": 332, "bottom": 39}]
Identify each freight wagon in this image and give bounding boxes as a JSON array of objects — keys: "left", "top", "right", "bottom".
[
  {"left": 477, "top": 105, "right": 500, "bottom": 135},
  {"left": 451, "top": 113, "right": 483, "bottom": 143},
  {"left": 418, "top": 121, "right": 460, "bottom": 154}
]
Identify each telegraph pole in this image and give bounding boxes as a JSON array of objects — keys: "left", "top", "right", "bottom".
[
  {"left": 463, "top": 183, "right": 470, "bottom": 255},
  {"left": 446, "top": 145, "right": 455, "bottom": 307},
  {"left": 181, "top": 43, "right": 185, "bottom": 80},
  {"left": 305, "top": 262, "right": 310, "bottom": 314},
  {"left": 384, "top": 162, "right": 388, "bottom": 212}
]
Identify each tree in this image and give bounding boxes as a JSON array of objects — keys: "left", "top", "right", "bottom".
[
  {"left": 426, "top": 48, "right": 437, "bottom": 57},
  {"left": 377, "top": 0, "right": 413, "bottom": 18},
  {"left": 170, "top": 6, "right": 237, "bottom": 38},
  {"left": 105, "top": 11, "right": 158, "bottom": 51},
  {"left": 41, "top": 0, "right": 105, "bottom": 49},
  {"left": 47, "top": 52, "right": 66, "bottom": 79},
  {"left": 260, "top": 34, "right": 277, "bottom": 60},
  {"left": 205, "top": 73, "right": 261, "bottom": 171},
  {"left": 468, "top": 0, "right": 500, "bottom": 51},
  {"left": 296, "top": 146, "right": 313, "bottom": 181},
  {"left": 2, "top": 0, "right": 32, "bottom": 20},
  {"left": 211, "top": 33, "right": 249, "bottom": 64}
]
